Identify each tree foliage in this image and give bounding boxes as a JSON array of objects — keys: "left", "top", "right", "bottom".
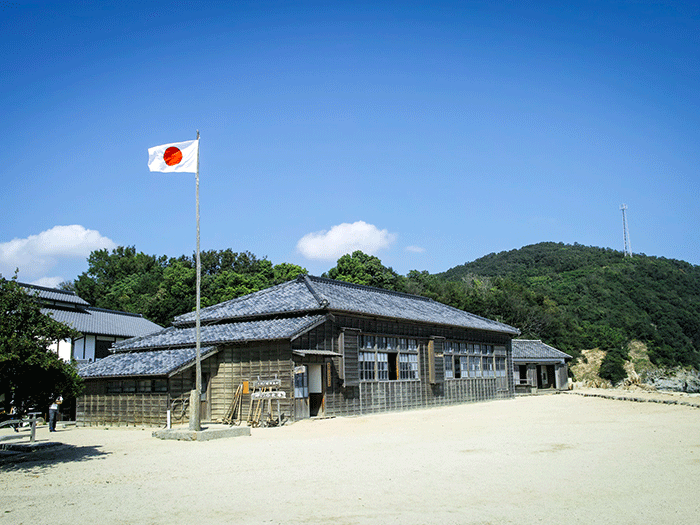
[
  {"left": 71, "top": 247, "right": 307, "bottom": 326},
  {"left": 439, "top": 242, "right": 700, "bottom": 368},
  {"left": 1, "top": 276, "right": 83, "bottom": 415},
  {"left": 323, "top": 251, "right": 403, "bottom": 291}
]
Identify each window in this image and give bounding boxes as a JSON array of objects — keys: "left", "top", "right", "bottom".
[
  {"left": 377, "top": 352, "right": 389, "bottom": 381},
  {"left": 495, "top": 357, "right": 506, "bottom": 377},
  {"left": 106, "top": 379, "right": 168, "bottom": 394},
  {"left": 399, "top": 354, "right": 419, "bottom": 380},
  {"left": 359, "top": 351, "right": 375, "bottom": 381},
  {"left": 444, "top": 355, "right": 454, "bottom": 379},
  {"left": 442, "top": 340, "right": 504, "bottom": 380},
  {"left": 361, "top": 335, "right": 375, "bottom": 349},
  {"left": 358, "top": 335, "right": 419, "bottom": 381},
  {"left": 95, "top": 339, "right": 113, "bottom": 360},
  {"left": 459, "top": 356, "right": 469, "bottom": 377},
  {"left": 484, "top": 357, "right": 494, "bottom": 377},
  {"left": 469, "top": 356, "right": 481, "bottom": 378}
]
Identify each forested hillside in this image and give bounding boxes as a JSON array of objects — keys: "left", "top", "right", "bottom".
[{"left": 439, "top": 242, "right": 700, "bottom": 373}]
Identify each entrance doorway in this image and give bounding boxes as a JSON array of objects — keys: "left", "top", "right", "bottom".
[{"left": 308, "top": 364, "right": 324, "bottom": 417}]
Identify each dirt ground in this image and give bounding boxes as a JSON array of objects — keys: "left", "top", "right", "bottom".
[{"left": 2, "top": 391, "right": 699, "bottom": 525}]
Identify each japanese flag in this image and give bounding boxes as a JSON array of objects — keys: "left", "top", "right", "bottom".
[{"left": 148, "top": 139, "right": 198, "bottom": 173}]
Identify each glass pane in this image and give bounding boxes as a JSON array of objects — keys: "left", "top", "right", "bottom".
[{"left": 377, "top": 352, "right": 389, "bottom": 380}]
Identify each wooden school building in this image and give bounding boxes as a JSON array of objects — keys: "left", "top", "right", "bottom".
[{"left": 78, "top": 275, "right": 520, "bottom": 426}]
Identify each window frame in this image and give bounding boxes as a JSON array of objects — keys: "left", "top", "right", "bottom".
[{"left": 358, "top": 334, "right": 420, "bottom": 382}]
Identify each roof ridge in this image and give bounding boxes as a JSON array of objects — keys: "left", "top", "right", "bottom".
[
  {"left": 306, "top": 274, "right": 433, "bottom": 302},
  {"left": 18, "top": 282, "right": 81, "bottom": 297},
  {"left": 86, "top": 306, "right": 145, "bottom": 318},
  {"left": 299, "top": 274, "right": 329, "bottom": 308},
  {"left": 173, "top": 279, "right": 299, "bottom": 323}
]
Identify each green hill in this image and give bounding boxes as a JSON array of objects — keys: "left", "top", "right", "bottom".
[{"left": 438, "top": 242, "right": 700, "bottom": 372}]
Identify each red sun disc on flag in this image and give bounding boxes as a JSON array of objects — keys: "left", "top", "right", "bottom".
[{"left": 163, "top": 147, "right": 183, "bottom": 166}]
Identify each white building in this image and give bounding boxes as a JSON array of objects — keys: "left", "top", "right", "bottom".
[{"left": 20, "top": 283, "right": 162, "bottom": 363}]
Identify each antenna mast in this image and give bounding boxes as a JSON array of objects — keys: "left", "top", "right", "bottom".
[{"left": 620, "top": 204, "right": 632, "bottom": 257}]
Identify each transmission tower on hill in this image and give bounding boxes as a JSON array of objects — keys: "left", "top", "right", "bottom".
[{"left": 620, "top": 204, "right": 632, "bottom": 257}]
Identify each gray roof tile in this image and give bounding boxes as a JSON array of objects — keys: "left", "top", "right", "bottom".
[
  {"left": 20, "top": 282, "right": 89, "bottom": 306},
  {"left": 114, "top": 314, "right": 326, "bottom": 351},
  {"left": 512, "top": 340, "right": 572, "bottom": 361},
  {"left": 43, "top": 307, "right": 162, "bottom": 338},
  {"left": 174, "top": 275, "right": 519, "bottom": 335},
  {"left": 79, "top": 346, "right": 218, "bottom": 378},
  {"left": 309, "top": 277, "right": 519, "bottom": 333},
  {"left": 173, "top": 279, "right": 319, "bottom": 326}
]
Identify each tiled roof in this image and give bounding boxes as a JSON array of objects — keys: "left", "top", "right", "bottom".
[
  {"left": 172, "top": 279, "right": 320, "bottom": 326},
  {"left": 79, "top": 346, "right": 218, "bottom": 378},
  {"left": 174, "top": 275, "right": 519, "bottom": 335},
  {"left": 308, "top": 276, "right": 519, "bottom": 334},
  {"left": 19, "top": 282, "right": 90, "bottom": 306},
  {"left": 113, "top": 314, "right": 327, "bottom": 351},
  {"left": 512, "top": 340, "right": 572, "bottom": 362},
  {"left": 42, "top": 307, "right": 162, "bottom": 338}
]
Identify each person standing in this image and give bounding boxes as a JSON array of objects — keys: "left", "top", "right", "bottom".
[{"left": 48, "top": 396, "right": 62, "bottom": 432}]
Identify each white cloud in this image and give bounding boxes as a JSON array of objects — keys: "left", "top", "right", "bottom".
[
  {"left": 406, "top": 245, "right": 425, "bottom": 253},
  {"left": 0, "top": 225, "right": 117, "bottom": 279},
  {"left": 30, "top": 276, "right": 66, "bottom": 289},
  {"left": 296, "top": 221, "right": 397, "bottom": 261}
]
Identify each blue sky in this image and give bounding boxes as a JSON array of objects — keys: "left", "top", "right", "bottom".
[{"left": 1, "top": 1, "right": 698, "bottom": 287}]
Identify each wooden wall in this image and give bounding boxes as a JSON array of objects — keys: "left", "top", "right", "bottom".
[
  {"left": 314, "top": 316, "right": 515, "bottom": 418},
  {"left": 206, "top": 341, "right": 294, "bottom": 423},
  {"left": 77, "top": 314, "right": 515, "bottom": 426},
  {"left": 77, "top": 393, "right": 168, "bottom": 426}
]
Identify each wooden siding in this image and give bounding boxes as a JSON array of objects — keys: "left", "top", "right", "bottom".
[
  {"left": 341, "top": 328, "right": 360, "bottom": 386},
  {"left": 206, "top": 341, "right": 294, "bottom": 423},
  {"left": 78, "top": 313, "right": 515, "bottom": 426},
  {"left": 77, "top": 393, "right": 168, "bottom": 426}
]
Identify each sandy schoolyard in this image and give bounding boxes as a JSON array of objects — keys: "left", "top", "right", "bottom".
[{"left": 2, "top": 392, "right": 699, "bottom": 525}]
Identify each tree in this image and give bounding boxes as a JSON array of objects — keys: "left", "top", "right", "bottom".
[
  {"left": 73, "top": 246, "right": 167, "bottom": 312},
  {"left": 0, "top": 276, "right": 83, "bottom": 416},
  {"left": 324, "top": 251, "right": 403, "bottom": 291}
]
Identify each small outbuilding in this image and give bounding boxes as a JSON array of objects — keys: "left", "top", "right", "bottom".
[
  {"left": 511, "top": 339, "right": 572, "bottom": 393},
  {"left": 78, "top": 275, "right": 520, "bottom": 426}
]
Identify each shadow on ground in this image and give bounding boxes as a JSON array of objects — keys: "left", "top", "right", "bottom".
[{"left": 0, "top": 444, "right": 111, "bottom": 472}]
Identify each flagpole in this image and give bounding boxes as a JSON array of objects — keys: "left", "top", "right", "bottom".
[{"left": 190, "top": 130, "right": 202, "bottom": 431}]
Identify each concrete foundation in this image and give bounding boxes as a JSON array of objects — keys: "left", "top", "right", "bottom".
[{"left": 152, "top": 425, "right": 251, "bottom": 441}]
